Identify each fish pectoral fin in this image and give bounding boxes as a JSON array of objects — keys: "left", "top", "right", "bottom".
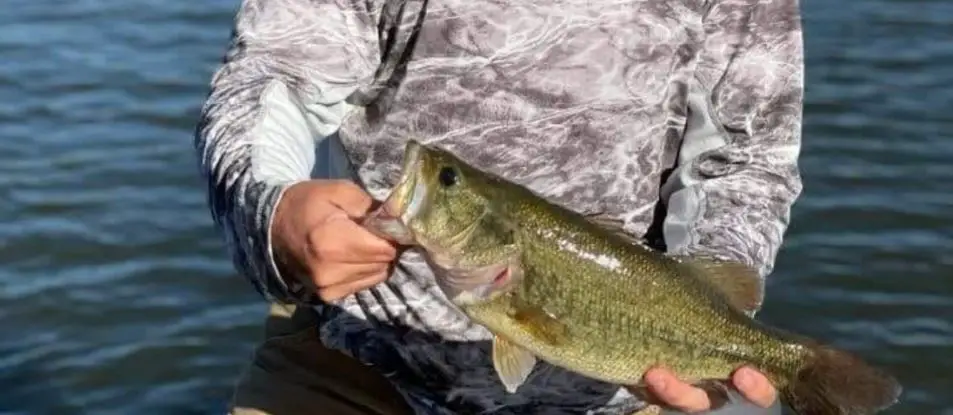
[
  {"left": 511, "top": 302, "right": 570, "bottom": 345},
  {"left": 673, "top": 256, "right": 764, "bottom": 315},
  {"left": 492, "top": 335, "right": 537, "bottom": 393}
]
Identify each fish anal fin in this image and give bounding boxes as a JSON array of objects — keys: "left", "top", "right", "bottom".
[
  {"left": 626, "top": 378, "right": 730, "bottom": 411},
  {"left": 673, "top": 256, "right": 764, "bottom": 315},
  {"left": 491, "top": 335, "right": 537, "bottom": 394},
  {"left": 628, "top": 379, "right": 731, "bottom": 415},
  {"left": 693, "top": 379, "right": 732, "bottom": 410}
]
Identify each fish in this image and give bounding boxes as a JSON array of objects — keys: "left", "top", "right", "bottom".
[{"left": 366, "top": 139, "right": 903, "bottom": 415}]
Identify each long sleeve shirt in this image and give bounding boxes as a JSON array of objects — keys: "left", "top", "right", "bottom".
[{"left": 194, "top": 0, "right": 804, "bottom": 413}]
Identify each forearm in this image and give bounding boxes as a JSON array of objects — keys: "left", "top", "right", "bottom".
[
  {"left": 194, "top": 0, "right": 380, "bottom": 303},
  {"left": 661, "top": 0, "right": 804, "bottom": 296},
  {"left": 196, "top": 74, "right": 317, "bottom": 304}
]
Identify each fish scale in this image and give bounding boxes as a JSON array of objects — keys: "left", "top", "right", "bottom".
[{"left": 476, "top": 196, "right": 799, "bottom": 386}]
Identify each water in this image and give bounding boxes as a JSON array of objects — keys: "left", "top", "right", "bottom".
[{"left": 0, "top": 0, "right": 949, "bottom": 413}]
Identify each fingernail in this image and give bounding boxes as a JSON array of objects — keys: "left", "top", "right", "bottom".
[
  {"left": 736, "top": 368, "right": 752, "bottom": 389},
  {"left": 651, "top": 374, "right": 667, "bottom": 393}
]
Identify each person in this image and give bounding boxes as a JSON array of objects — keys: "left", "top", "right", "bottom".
[{"left": 194, "top": 0, "right": 803, "bottom": 413}]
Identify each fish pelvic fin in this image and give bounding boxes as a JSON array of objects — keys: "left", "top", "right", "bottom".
[
  {"left": 673, "top": 256, "right": 764, "bottom": 315},
  {"left": 782, "top": 344, "right": 902, "bottom": 415},
  {"left": 492, "top": 335, "right": 537, "bottom": 393}
]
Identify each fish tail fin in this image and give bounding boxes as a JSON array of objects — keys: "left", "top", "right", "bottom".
[{"left": 782, "top": 344, "right": 902, "bottom": 415}]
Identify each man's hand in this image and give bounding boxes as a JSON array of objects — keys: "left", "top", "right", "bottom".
[
  {"left": 630, "top": 366, "right": 777, "bottom": 413},
  {"left": 271, "top": 180, "right": 398, "bottom": 302}
]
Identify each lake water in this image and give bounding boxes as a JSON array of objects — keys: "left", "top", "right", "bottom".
[{"left": 1, "top": 0, "right": 950, "bottom": 413}]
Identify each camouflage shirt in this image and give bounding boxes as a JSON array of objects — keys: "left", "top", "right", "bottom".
[{"left": 195, "top": 0, "right": 804, "bottom": 413}]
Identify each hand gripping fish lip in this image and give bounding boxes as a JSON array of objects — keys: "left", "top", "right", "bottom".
[{"left": 362, "top": 141, "right": 425, "bottom": 244}]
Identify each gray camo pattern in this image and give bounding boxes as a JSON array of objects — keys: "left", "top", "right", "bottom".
[{"left": 195, "top": 0, "right": 804, "bottom": 413}]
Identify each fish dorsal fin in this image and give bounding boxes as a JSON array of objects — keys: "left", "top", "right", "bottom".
[
  {"left": 585, "top": 212, "right": 763, "bottom": 314},
  {"left": 673, "top": 256, "right": 764, "bottom": 315},
  {"left": 584, "top": 213, "right": 645, "bottom": 246},
  {"left": 492, "top": 335, "right": 537, "bottom": 393}
]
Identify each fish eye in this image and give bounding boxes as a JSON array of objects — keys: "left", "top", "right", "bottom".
[{"left": 438, "top": 166, "right": 458, "bottom": 187}]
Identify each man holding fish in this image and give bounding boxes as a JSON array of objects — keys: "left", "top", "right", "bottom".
[{"left": 192, "top": 0, "right": 895, "bottom": 413}]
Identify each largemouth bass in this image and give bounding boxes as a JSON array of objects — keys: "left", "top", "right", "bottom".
[{"left": 366, "top": 140, "right": 902, "bottom": 414}]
